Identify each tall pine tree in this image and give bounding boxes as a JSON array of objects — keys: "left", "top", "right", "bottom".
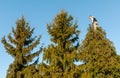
[
  {"left": 78, "top": 25, "right": 120, "bottom": 78},
  {"left": 41, "top": 10, "right": 80, "bottom": 78},
  {"left": 2, "top": 17, "right": 42, "bottom": 78}
]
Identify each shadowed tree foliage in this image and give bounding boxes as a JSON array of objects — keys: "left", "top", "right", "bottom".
[
  {"left": 40, "top": 10, "right": 80, "bottom": 78},
  {"left": 77, "top": 25, "right": 120, "bottom": 78},
  {"left": 2, "top": 17, "right": 42, "bottom": 78}
]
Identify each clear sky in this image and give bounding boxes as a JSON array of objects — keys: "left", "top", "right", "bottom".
[{"left": 0, "top": 0, "right": 120, "bottom": 78}]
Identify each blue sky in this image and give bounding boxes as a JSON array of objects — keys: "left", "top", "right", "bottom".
[{"left": 0, "top": 0, "right": 120, "bottom": 78}]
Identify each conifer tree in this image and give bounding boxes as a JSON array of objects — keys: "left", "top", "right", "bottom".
[
  {"left": 2, "top": 17, "right": 42, "bottom": 78},
  {"left": 78, "top": 26, "right": 120, "bottom": 78},
  {"left": 42, "top": 10, "right": 80, "bottom": 78}
]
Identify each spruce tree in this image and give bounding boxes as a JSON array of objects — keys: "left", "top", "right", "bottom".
[
  {"left": 78, "top": 26, "right": 120, "bottom": 78},
  {"left": 2, "top": 17, "right": 42, "bottom": 78},
  {"left": 42, "top": 10, "right": 80, "bottom": 78}
]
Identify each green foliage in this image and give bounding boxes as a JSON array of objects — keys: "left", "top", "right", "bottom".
[
  {"left": 2, "top": 10, "right": 120, "bottom": 78},
  {"left": 78, "top": 26, "right": 120, "bottom": 78},
  {"left": 41, "top": 10, "right": 80, "bottom": 78},
  {"left": 2, "top": 17, "right": 42, "bottom": 78}
]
